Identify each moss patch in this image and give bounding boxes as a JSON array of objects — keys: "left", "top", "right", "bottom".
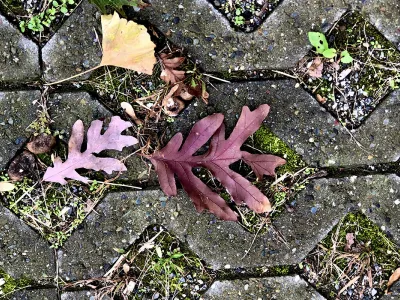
[
  {"left": 0, "top": 269, "right": 32, "bottom": 296},
  {"left": 301, "top": 212, "right": 400, "bottom": 299},
  {"left": 253, "top": 125, "right": 306, "bottom": 174}
]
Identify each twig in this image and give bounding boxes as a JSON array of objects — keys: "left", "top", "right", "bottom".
[{"left": 202, "top": 73, "right": 231, "bottom": 83}]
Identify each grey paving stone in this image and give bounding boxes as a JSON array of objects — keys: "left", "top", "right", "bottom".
[
  {"left": 202, "top": 275, "right": 325, "bottom": 300},
  {"left": 0, "top": 15, "right": 40, "bottom": 82},
  {"left": 58, "top": 186, "right": 348, "bottom": 280},
  {"left": 42, "top": 0, "right": 101, "bottom": 82},
  {"left": 61, "top": 290, "right": 111, "bottom": 300},
  {"left": 0, "top": 90, "right": 40, "bottom": 169},
  {"left": 171, "top": 80, "right": 400, "bottom": 167},
  {"left": 0, "top": 205, "right": 55, "bottom": 283},
  {"left": 139, "top": 0, "right": 346, "bottom": 71},
  {"left": 5, "top": 288, "right": 58, "bottom": 300},
  {"left": 47, "top": 91, "right": 152, "bottom": 183},
  {"left": 356, "top": 0, "right": 400, "bottom": 50}
]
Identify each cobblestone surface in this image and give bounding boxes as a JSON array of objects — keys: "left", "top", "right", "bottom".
[
  {"left": 138, "top": 0, "right": 346, "bottom": 71},
  {"left": 0, "top": 0, "right": 400, "bottom": 298},
  {"left": 203, "top": 275, "right": 325, "bottom": 299},
  {"left": 42, "top": 0, "right": 101, "bottom": 82},
  {"left": 0, "top": 15, "right": 40, "bottom": 82},
  {"left": 0, "top": 205, "right": 55, "bottom": 283},
  {"left": 0, "top": 90, "right": 40, "bottom": 169}
]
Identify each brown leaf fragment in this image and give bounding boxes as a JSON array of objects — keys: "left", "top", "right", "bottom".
[
  {"left": 386, "top": 268, "right": 400, "bottom": 294},
  {"left": 242, "top": 152, "right": 286, "bottom": 180},
  {"left": 316, "top": 94, "right": 326, "bottom": 104},
  {"left": 147, "top": 105, "right": 285, "bottom": 221},
  {"left": 8, "top": 151, "right": 36, "bottom": 181},
  {"left": 344, "top": 232, "right": 355, "bottom": 251},
  {"left": 159, "top": 53, "right": 186, "bottom": 84},
  {"left": 121, "top": 102, "right": 143, "bottom": 125},
  {"left": 27, "top": 134, "right": 56, "bottom": 154},
  {"left": 307, "top": 57, "right": 323, "bottom": 78},
  {"left": 176, "top": 83, "right": 194, "bottom": 101},
  {"left": 43, "top": 116, "right": 138, "bottom": 184}
]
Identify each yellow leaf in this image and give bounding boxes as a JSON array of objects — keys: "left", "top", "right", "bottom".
[
  {"left": 0, "top": 182, "right": 15, "bottom": 192},
  {"left": 100, "top": 12, "right": 156, "bottom": 75}
]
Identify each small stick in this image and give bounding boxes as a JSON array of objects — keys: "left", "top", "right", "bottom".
[
  {"left": 86, "top": 180, "right": 142, "bottom": 189},
  {"left": 202, "top": 73, "right": 231, "bottom": 83},
  {"left": 45, "top": 65, "right": 102, "bottom": 86}
]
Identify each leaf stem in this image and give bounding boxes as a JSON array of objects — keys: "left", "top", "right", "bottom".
[{"left": 45, "top": 65, "right": 102, "bottom": 86}]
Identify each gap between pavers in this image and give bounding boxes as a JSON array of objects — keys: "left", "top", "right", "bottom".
[
  {"left": 170, "top": 79, "right": 400, "bottom": 167},
  {"left": 202, "top": 275, "right": 325, "bottom": 300}
]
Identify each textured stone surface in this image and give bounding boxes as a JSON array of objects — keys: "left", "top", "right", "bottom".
[
  {"left": 42, "top": 0, "right": 101, "bottom": 82},
  {"left": 58, "top": 173, "right": 399, "bottom": 280},
  {"left": 203, "top": 275, "right": 325, "bottom": 300},
  {"left": 61, "top": 290, "right": 111, "bottom": 300},
  {"left": 138, "top": 0, "right": 346, "bottom": 71},
  {"left": 0, "top": 205, "right": 55, "bottom": 282},
  {"left": 58, "top": 186, "right": 347, "bottom": 280},
  {"left": 171, "top": 80, "right": 400, "bottom": 167},
  {"left": 0, "top": 90, "right": 40, "bottom": 169},
  {"left": 6, "top": 288, "right": 58, "bottom": 300},
  {"left": 0, "top": 15, "right": 40, "bottom": 82}
]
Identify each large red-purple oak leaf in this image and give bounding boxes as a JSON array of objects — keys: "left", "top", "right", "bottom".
[
  {"left": 147, "top": 105, "right": 286, "bottom": 221},
  {"left": 43, "top": 116, "right": 137, "bottom": 184}
]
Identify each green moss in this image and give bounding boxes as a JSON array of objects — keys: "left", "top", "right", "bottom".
[
  {"left": 253, "top": 125, "right": 306, "bottom": 174},
  {"left": 269, "top": 265, "right": 291, "bottom": 276},
  {"left": 0, "top": 269, "right": 32, "bottom": 295}
]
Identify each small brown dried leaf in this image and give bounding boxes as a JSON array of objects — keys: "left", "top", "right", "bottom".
[
  {"left": 159, "top": 53, "right": 186, "bottom": 84},
  {"left": 27, "top": 134, "right": 56, "bottom": 154},
  {"left": 8, "top": 151, "right": 36, "bottom": 181},
  {"left": 308, "top": 57, "right": 323, "bottom": 78},
  {"left": 386, "top": 268, "right": 400, "bottom": 294}
]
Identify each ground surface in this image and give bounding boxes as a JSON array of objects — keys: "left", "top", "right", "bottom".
[{"left": 0, "top": 0, "right": 400, "bottom": 299}]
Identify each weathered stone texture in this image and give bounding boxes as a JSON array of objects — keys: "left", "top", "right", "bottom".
[
  {"left": 0, "top": 15, "right": 40, "bottom": 82},
  {"left": 0, "top": 205, "right": 55, "bottom": 282},
  {"left": 203, "top": 276, "right": 325, "bottom": 300},
  {"left": 42, "top": 0, "right": 101, "bottom": 82},
  {"left": 138, "top": 0, "right": 346, "bottom": 71},
  {"left": 6, "top": 288, "right": 58, "bottom": 300},
  {"left": 0, "top": 90, "right": 40, "bottom": 169}
]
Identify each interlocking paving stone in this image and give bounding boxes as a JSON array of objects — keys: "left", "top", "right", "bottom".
[
  {"left": 202, "top": 275, "right": 325, "bottom": 300},
  {"left": 170, "top": 80, "right": 400, "bottom": 167},
  {"left": 47, "top": 91, "right": 153, "bottom": 183},
  {"left": 61, "top": 290, "right": 111, "bottom": 299},
  {"left": 6, "top": 288, "right": 58, "bottom": 300},
  {"left": 58, "top": 174, "right": 399, "bottom": 281},
  {"left": 0, "top": 205, "right": 55, "bottom": 283},
  {"left": 355, "top": 0, "right": 400, "bottom": 50},
  {"left": 58, "top": 188, "right": 347, "bottom": 280},
  {"left": 0, "top": 15, "right": 40, "bottom": 82},
  {"left": 138, "top": 0, "right": 346, "bottom": 71},
  {"left": 42, "top": 0, "right": 101, "bottom": 82},
  {"left": 0, "top": 90, "right": 40, "bottom": 170}
]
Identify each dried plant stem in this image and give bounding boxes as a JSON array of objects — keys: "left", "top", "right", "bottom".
[{"left": 45, "top": 65, "right": 102, "bottom": 85}]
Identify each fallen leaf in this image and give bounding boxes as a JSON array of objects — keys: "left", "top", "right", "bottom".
[
  {"left": 123, "top": 263, "right": 130, "bottom": 274},
  {"left": 308, "top": 57, "right": 323, "bottom": 78},
  {"left": 344, "top": 232, "right": 355, "bottom": 251},
  {"left": 159, "top": 53, "right": 186, "bottom": 84},
  {"left": 386, "top": 268, "right": 400, "bottom": 294},
  {"left": 27, "top": 134, "right": 56, "bottom": 154},
  {"left": 338, "top": 68, "right": 352, "bottom": 81},
  {"left": 8, "top": 151, "right": 36, "bottom": 181},
  {"left": 43, "top": 116, "right": 137, "bottom": 184},
  {"left": 101, "top": 12, "right": 156, "bottom": 75},
  {"left": 0, "top": 182, "right": 16, "bottom": 192},
  {"left": 121, "top": 102, "right": 143, "bottom": 125},
  {"left": 316, "top": 94, "right": 326, "bottom": 104},
  {"left": 147, "top": 105, "right": 286, "bottom": 221}
]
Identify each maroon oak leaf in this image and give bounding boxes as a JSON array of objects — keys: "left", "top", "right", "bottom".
[
  {"left": 147, "top": 105, "right": 286, "bottom": 221},
  {"left": 43, "top": 116, "right": 137, "bottom": 184}
]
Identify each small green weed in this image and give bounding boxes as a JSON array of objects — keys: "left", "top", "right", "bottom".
[
  {"left": 19, "top": 0, "right": 76, "bottom": 33},
  {"left": 308, "top": 32, "right": 353, "bottom": 62}
]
